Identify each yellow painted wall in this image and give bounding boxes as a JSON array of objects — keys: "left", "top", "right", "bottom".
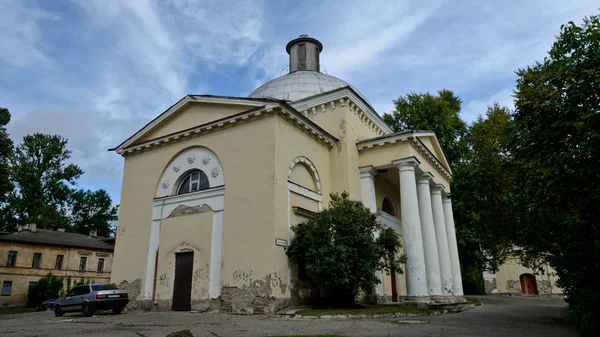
[
  {"left": 136, "top": 103, "right": 259, "bottom": 144},
  {"left": 112, "top": 115, "right": 279, "bottom": 299},
  {"left": 154, "top": 211, "right": 213, "bottom": 306},
  {"left": 0, "top": 241, "right": 113, "bottom": 305},
  {"left": 290, "top": 164, "right": 317, "bottom": 192},
  {"left": 272, "top": 116, "right": 331, "bottom": 299}
]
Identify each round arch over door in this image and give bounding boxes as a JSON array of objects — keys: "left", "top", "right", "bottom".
[{"left": 519, "top": 273, "right": 538, "bottom": 295}]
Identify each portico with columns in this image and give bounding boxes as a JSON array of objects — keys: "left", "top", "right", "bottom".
[{"left": 357, "top": 131, "right": 464, "bottom": 302}]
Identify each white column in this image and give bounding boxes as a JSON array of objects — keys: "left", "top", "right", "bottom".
[
  {"left": 443, "top": 195, "right": 464, "bottom": 297},
  {"left": 360, "top": 167, "right": 378, "bottom": 213},
  {"left": 416, "top": 173, "right": 442, "bottom": 297},
  {"left": 209, "top": 210, "right": 224, "bottom": 298},
  {"left": 431, "top": 185, "right": 454, "bottom": 296},
  {"left": 359, "top": 166, "right": 384, "bottom": 297},
  {"left": 144, "top": 220, "right": 160, "bottom": 299},
  {"left": 394, "top": 158, "right": 429, "bottom": 300}
]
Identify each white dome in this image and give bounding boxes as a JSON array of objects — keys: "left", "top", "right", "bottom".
[{"left": 249, "top": 71, "right": 370, "bottom": 103}]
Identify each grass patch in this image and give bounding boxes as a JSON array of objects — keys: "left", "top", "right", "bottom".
[
  {"left": 465, "top": 297, "right": 482, "bottom": 306},
  {"left": 0, "top": 307, "right": 36, "bottom": 315},
  {"left": 295, "top": 305, "right": 440, "bottom": 316}
]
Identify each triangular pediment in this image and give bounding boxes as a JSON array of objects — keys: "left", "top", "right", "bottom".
[{"left": 114, "top": 95, "right": 273, "bottom": 150}]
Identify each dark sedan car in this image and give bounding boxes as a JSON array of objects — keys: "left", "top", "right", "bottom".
[
  {"left": 54, "top": 284, "right": 128, "bottom": 317},
  {"left": 36, "top": 298, "right": 58, "bottom": 311}
]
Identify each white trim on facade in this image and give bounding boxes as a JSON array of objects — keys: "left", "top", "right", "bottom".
[
  {"left": 288, "top": 182, "right": 323, "bottom": 202},
  {"left": 291, "top": 87, "right": 393, "bottom": 136}
]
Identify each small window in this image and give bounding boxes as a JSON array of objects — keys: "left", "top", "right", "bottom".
[
  {"left": 32, "top": 253, "right": 42, "bottom": 269},
  {"left": 79, "top": 256, "right": 87, "bottom": 271},
  {"left": 80, "top": 285, "right": 91, "bottom": 294},
  {"left": 28, "top": 281, "right": 37, "bottom": 289},
  {"left": 382, "top": 197, "right": 395, "bottom": 216},
  {"left": 177, "top": 170, "right": 210, "bottom": 195},
  {"left": 6, "top": 251, "right": 17, "bottom": 267},
  {"left": 1, "top": 281, "right": 12, "bottom": 296},
  {"left": 97, "top": 258, "right": 105, "bottom": 273},
  {"left": 55, "top": 255, "right": 64, "bottom": 270}
]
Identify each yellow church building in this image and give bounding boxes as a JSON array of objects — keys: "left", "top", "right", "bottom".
[{"left": 109, "top": 35, "right": 463, "bottom": 313}]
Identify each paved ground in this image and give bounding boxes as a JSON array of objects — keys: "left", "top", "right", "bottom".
[{"left": 1, "top": 296, "right": 577, "bottom": 337}]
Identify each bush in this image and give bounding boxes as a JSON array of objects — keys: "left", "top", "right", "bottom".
[
  {"left": 286, "top": 192, "right": 405, "bottom": 307},
  {"left": 27, "top": 273, "right": 63, "bottom": 308}
]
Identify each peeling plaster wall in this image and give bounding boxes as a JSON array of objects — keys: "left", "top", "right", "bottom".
[{"left": 154, "top": 211, "right": 213, "bottom": 310}]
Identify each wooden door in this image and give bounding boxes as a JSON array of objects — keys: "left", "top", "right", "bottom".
[
  {"left": 520, "top": 274, "right": 538, "bottom": 295},
  {"left": 172, "top": 252, "right": 194, "bottom": 311},
  {"left": 391, "top": 271, "right": 398, "bottom": 302}
]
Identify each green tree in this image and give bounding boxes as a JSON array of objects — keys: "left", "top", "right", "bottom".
[
  {"left": 286, "top": 192, "right": 405, "bottom": 307},
  {"left": 383, "top": 89, "right": 468, "bottom": 166},
  {"left": 452, "top": 104, "right": 516, "bottom": 293},
  {"left": 27, "top": 273, "right": 64, "bottom": 308},
  {"left": 70, "top": 189, "right": 118, "bottom": 237},
  {"left": 0, "top": 107, "right": 14, "bottom": 231},
  {"left": 7, "top": 133, "right": 83, "bottom": 229},
  {"left": 511, "top": 14, "right": 600, "bottom": 335}
]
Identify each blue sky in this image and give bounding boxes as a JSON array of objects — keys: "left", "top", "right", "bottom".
[{"left": 1, "top": 0, "right": 598, "bottom": 204}]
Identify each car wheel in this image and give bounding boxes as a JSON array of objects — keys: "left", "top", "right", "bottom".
[
  {"left": 112, "top": 306, "right": 123, "bottom": 315},
  {"left": 82, "top": 303, "right": 94, "bottom": 317},
  {"left": 54, "top": 305, "right": 64, "bottom": 317}
]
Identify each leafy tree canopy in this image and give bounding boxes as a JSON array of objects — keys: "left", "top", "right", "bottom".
[
  {"left": 286, "top": 192, "right": 405, "bottom": 306},
  {"left": 70, "top": 189, "right": 118, "bottom": 237},
  {"left": 453, "top": 104, "right": 515, "bottom": 272},
  {"left": 1, "top": 132, "right": 118, "bottom": 236},
  {"left": 383, "top": 89, "right": 468, "bottom": 166},
  {"left": 0, "top": 107, "right": 13, "bottom": 203},
  {"left": 511, "top": 14, "right": 600, "bottom": 334}
]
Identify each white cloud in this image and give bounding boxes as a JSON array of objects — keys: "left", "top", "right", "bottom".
[
  {"left": 462, "top": 89, "right": 514, "bottom": 124},
  {"left": 0, "top": 0, "right": 58, "bottom": 68}
]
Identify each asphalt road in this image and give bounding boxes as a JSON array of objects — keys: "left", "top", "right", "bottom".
[{"left": 1, "top": 296, "right": 577, "bottom": 337}]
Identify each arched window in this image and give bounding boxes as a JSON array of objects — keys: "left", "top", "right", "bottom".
[
  {"left": 382, "top": 197, "right": 395, "bottom": 216},
  {"left": 177, "top": 170, "right": 210, "bottom": 195}
]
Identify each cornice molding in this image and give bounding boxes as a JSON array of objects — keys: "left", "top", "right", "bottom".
[
  {"left": 291, "top": 87, "right": 393, "bottom": 137},
  {"left": 117, "top": 105, "right": 337, "bottom": 156}
]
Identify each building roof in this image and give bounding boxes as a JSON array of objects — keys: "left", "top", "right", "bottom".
[
  {"left": 0, "top": 229, "right": 115, "bottom": 251},
  {"left": 249, "top": 71, "right": 371, "bottom": 103}
]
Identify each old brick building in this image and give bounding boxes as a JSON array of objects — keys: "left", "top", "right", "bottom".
[{"left": 0, "top": 224, "right": 114, "bottom": 307}]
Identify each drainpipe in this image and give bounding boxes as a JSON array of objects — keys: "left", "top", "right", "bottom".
[{"left": 151, "top": 198, "right": 166, "bottom": 311}]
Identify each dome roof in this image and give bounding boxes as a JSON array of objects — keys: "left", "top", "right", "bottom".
[
  {"left": 249, "top": 35, "right": 370, "bottom": 104},
  {"left": 249, "top": 71, "right": 370, "bottom": 103}
]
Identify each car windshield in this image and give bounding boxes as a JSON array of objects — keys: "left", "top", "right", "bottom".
[{"left": 91, "top": 284, "right": 119, "bottom": 291}]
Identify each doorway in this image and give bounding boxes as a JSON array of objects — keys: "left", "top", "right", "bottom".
[
  {"left": 172, "top": 252, "right": 194, "bottom": 311},
  {"left": 391, "top": 270, "right": 398, "bottom": 302},
  {"left": 519, "top": 273, "right": 538, "bottom": 295}
]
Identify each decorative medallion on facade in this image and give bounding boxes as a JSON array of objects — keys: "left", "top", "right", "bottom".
[
  {"left": 211, "top": 166, "right": 220, "bottom": 178},
  {"left": 202, "top": 154, "right": 211, "bottom": 165},
  {"left": 187, "top": 153, "right": 196, "bottom": 164},
  {"left": 162, "top": 180, "right": 170, "bottom": 189},
  {"left": 172, "top": 162, "right": 181, "bottom": 172}
]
